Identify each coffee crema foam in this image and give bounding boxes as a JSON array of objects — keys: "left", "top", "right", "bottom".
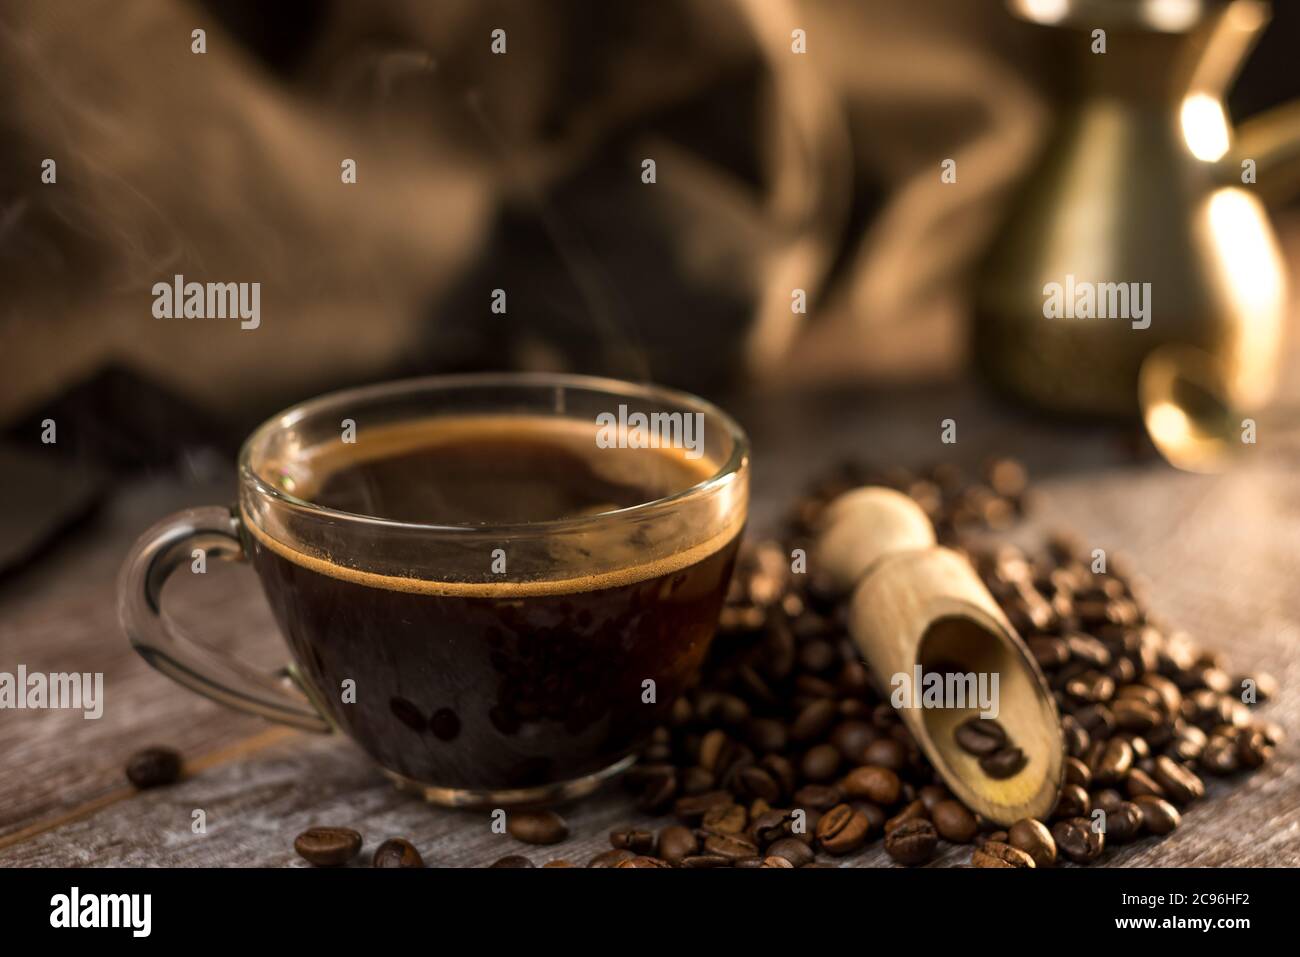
[{"left": 244, "top": 414, "right": 743, "bottom": 598}]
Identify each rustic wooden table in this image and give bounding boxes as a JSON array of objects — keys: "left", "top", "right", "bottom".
[{"left": 2, "top": 376, "right": 1297, "bottom": 868}]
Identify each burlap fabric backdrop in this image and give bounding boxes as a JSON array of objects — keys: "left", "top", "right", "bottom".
[{"left": 1, "top": 0, "right": 1053, "bottom": 419}]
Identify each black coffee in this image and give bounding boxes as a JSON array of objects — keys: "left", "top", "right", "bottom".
[
  {"left": 245, "top": 415, "right": 741, "bottom": 793},
  {"left": 309, "top": 419, "right": 699, "bottom": 524}
]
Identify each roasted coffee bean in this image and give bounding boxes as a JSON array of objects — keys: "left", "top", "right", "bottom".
[
  {"left": 1092, "top": 788, "right": 1124, "bottom": 814},
  {"left": 884, "top": 819, "right": 938, "bottom": 866},
  {"left": 1124, "top": 734, "right": 1151, "bottom": 761},
  {"left": 889, "top": 722, "right": 919, "bottom": 750},
  {"left": 508, "top": 810, "right": 568, "bottom": 845},
  {"left": 749, "top": 809, "right": 795, "bottom": 846},
  {"left": 618, "top": 856, "right": 671, "bottom": 868},
  {"left": 732, "top": 856, "right": 765, "bottom": 868},
  {"left": 1115, "top": 683, "right": 1161, "bottom": 708},
  {"left": 836, "top": 661, "right": 872, "bottom": 698},
  {"left": 761, "top": 754, "right": 798, "bottom": 797},
  {"left": 673, "top": 790, "right": 732, "bottom": 822},
  {"left": 1008, "top": 819, "right": 1055, "bottom": 867},
  {"left": 542, "top": 859, "right": 574, "bottom": 867},
  {"left": 796, "top": 674, "right": 839, "bottom": 700},
  {"left": 1125, "top": 768, "right": 1166, "bottom": 799},
  {"left": 1065, "top": 670, "right": 1115, "bottom": 704},
  {"left": 800, "top": 743, "right": 842, "bottom": 782},
  {"left": 747, "top": 717, "right": 788, "bottom": 753},
  {"left": 294, "top": 827, "right": 362, "bottom": 867},
  {"left": 372, "top": 838, "right": 423, "bottom": 868},
  {"left": 1060, "top": 714, "right": 1091, "bottom": 758},
  {"left": 932, "top": 800, "right": 978, "bottom": 843},
  {"left": 759, "top": 855, "right": 795, "bottom": 868},
  {"left": 793, "top": 784, "right": 843, "bottom": 811},
  {"left": 797, "top": 641, "right": 838, "bottom": 675},
  {"left": 1029, "top": 636, "right": 1070, "bottom": 669},
  {"left": 1133, "top": 795, "right": 1180, "bottom": 835},
  {"left": 701, "top": 803, "right": 748, "bottom": 835},
  {"left": 656, "top": 825, "right": 698, "bottom": 864},
  {"left": 703, "top": 832, "right": 759, "bottom": 861},
  {"left": 1063, "top": 756, "right": 1092, "bottom": 790},
  {"left": 986, "top": 457, "right": 1028, "bottom": 498},
  {"left": 1104, "top": 802, "right": 1145, "bottom": 844},
  {"left": 767, "top": 837, "right": 815, "bottom": 867},
  {"left": 1236, "top": 671, "right": 1277, "bottom": 704},
  {"left": 714, "top": 742, "right": 757, "bottom": 787},
  {"left": 647, "top": 725, "right": 671, "bottom": 751},
  {"left": 791, "top": 698, "right": 838, "bottom": 742},
  {"left": 698, "top": 729, "right": 729, "bottom": 771},
  {"left": 125, "top": 747, "right": 182, "bottom": 789},
  {"left": 840, "top": 765, "right": 901, "bottom": 805},
  {"left": 852, "top": 802, "right": 883, "bottom": 834},
  {"left": 1200, "top": 734, "right": 1240, "bottom": 775},
  {"left": 1236, "top": 729, "right": 1272, "bottom": 769},
  {"left": 1052, "top": 818, "right": 1104, "bottom": 864},
  {"left": 625, "top": 759, "right": 674, "bottom": 788},
  {"left": 919, "top": 784, "right": 953, "bottom": 812},
  {"left": 1066, "top": 633, "right": 1112, "bottom": 668},
  {"left": 610, "top": 828, "right": 656, "bottom": 853},
  {"left": 587, "top": 849, "right": 635, "bottom": 868},
  {"left": 1145, "top": 721, "right": 1174, "bottom": 749},
  {"left": 696, "top": 691, "right": 750, "bottom": 726},
  {"left": 1168, "top": 724, "right": 1207, "bottom": 762},
  {"left": 830, "top": 720, "right": 878, "bottom": 762},
  {"left": 1189, "top": 665, "right": 1232, "bottom": 695},
  {"left": 884, "top": 799, "right": 929, "bottom": 834},
  {"left": 682, "top": 766, "right": 714, "bottom": 795},
  {"left": 1108, "top": 657, "right": 1137, "bottom": 686},
  {"left": 816, "top": 804, "right": 872, "bottom": 856},
  {"left": 1074, "top": 702, "right": 1116, "bottom": 736},
  {"left": 953, "top": 717, "right": 1008, "bottom": 756},
  {"left": 642, "top": 742, "right": 672, "bottom": 764},
  {"left": 679, "top": 854, "right": 731, "bottom": 868},
  {"left": 1152, "top": 755, "right": 1204, "bottom": 804},
  {"left": 979, "top": 746, "right": 1027, "bottom": 779},
  {"left": 1112, "top": 697, "right": 1162, "bottom": 734},
  {"left": 1053, "top": 784, "right": 1090, "bottom": 819},
  {"left": 971, "top": 840, "right": 1036, "bottom": 868},
  {"left": 1093, "top": 738, "right": 1134, "bottom": 784},
  {"left": 635, "top": 766, "right": 678, "bottom": 812},
  {"left": 862, "top": 737, "right": 908, "bottom": 771},
  {"left": 490, "top": 854, "right": 536, "bottom": 868},
  {"left": 1140, "top": 672, "right": 1183, "bottom": 716}
]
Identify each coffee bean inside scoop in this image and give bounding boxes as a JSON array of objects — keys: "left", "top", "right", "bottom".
[{"left": 954, "top": 717, "right": 1027, "bottom": 778}]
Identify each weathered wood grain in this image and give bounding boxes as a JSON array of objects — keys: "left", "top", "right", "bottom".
[
  {"left": 0, "top": 480, "right": 277, "bottom": 836},
  {"left": 2, "top": 385, "right": 1298, "bottom": 867}
]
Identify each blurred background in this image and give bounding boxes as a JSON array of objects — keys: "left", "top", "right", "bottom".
[{"left": 3, "top": 0, "right": 1300, "bottom": 569}]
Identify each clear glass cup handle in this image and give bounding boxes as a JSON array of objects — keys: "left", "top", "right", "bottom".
[{"left": 118, "top": 506, "right": 331, "bottom": 733}]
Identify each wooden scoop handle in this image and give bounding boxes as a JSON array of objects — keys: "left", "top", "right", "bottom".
[{"left": 813, "top": 486, "right": 1063, "bottom": 826}]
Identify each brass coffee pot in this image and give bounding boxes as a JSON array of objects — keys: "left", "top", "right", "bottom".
[{"left": 974, "top": 0, "right": 1300, "bottom": 419}]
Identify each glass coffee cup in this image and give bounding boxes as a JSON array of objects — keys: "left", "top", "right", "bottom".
[{"left": 119, "top": 373, "right": 749, "bottom": 806}]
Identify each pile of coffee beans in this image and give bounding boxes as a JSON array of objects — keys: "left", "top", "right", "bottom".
[
  {"left": 516, "top": 458, "right": 1280, "bottom": 868},
  {"left": 244, "top": 458, "right": 1277, "bottom": 868}
]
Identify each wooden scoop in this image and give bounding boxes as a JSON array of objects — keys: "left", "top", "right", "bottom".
[{"left": 813, "top": 487, "right": 1063, "bottom": 826}]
